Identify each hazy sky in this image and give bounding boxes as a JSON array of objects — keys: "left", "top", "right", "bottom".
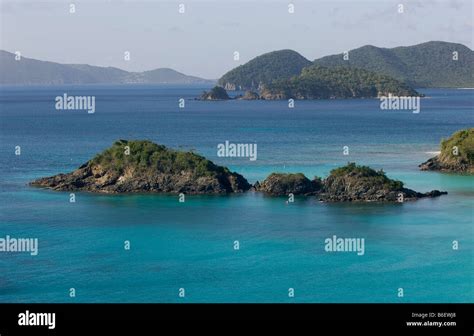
[{"left": 1, "top": 0, "right": 472, "bottom": 78}]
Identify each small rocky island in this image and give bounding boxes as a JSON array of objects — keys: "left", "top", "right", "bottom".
[
  {"left": 30, "top": 140, "right": 250, "bottom": 194},
  {"left": 31, "top": 141, "right": 447, "bottom": 202},
  {"left": 256, "top": 163, "right": 447, "bottom": 202},
  {"left": 198, "top": 86, "right": 230, "bottom": 100},
  {"left": 254, "top": 173, "right": 322, "bottom": 196},
  {"left": 198, "top": 86, "right": 260, "bottom": 101},
  {"left": 419, "top": 128, "right": 474, "bottom": 173}
]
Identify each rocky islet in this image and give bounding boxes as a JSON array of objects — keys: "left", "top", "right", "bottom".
[{"left": 31, "top": 140, "right": 448, "bottom": 203}]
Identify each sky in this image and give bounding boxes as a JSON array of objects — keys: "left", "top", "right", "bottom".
[{"left": 1, "top": 0, "right": 472, "bottom": 79}]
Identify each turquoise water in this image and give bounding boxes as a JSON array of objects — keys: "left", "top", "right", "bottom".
[{"left": 0, "top": 85, "right": 472, "bottom": 302}]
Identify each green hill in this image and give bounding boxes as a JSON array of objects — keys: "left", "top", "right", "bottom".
[
  {"left": 218, "top": 49, "right": 312, "bottom": 90},
  {"left": 314, "top": 41, "right": 474, "bottom": 88},
  {"left": 420, "top": 128, "right": 474, "bottom": 173},
  {"left": 260, "top": 65, "right": 419, "bottom": 99}
]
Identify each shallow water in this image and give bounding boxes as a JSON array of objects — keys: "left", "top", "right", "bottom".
[{"left": 0, "top": 85, "right": 472, "bottom": 302}]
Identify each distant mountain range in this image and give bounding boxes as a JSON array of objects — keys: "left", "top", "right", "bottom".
[
  {"left": 219, "top": 41, "right": 474, "bottom": 90},
  {"left": 0, "top": 50, "right": 214, "bottom": 85},
  {"left": 2, "top": 41, "right": 473, "bottom": 88}
]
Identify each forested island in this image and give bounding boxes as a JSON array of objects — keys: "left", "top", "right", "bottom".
[
  {"left": 420, "top": 128, "right": 474, "bottom": 173},
  {"left": 259, "top": 65, "right": 419, "bottom": 99},
  {"left": 255, "top": 163, "right": 446, "bottom": 201},
  {"left": 218, "top": 41, "right": 473, "bottom": 91},
  {"left": 201, "top": 64, "right": 419, "bottom": 100},
  {"left": 31, "top": 140, "right": 447, "bottom": 202},
  {"left": 30, "top": 140, "right": 250, "bottom": 194}
]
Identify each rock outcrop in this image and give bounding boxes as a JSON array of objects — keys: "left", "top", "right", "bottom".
[
  {"left": 319, "top": 163, "right": 446, "bottom": 202},
  {"left": 255, "top": 173, "right": 322, "bottom": 196},
  {"left": 419, "top": 128, "right": 474, "bottom": 173},
  {"left": 198, "top": 86, "right": 230, "bottom": 100},
  {"left": 256, "top": 163, "right": 447, "bottom": 202},
  {"left": 240, "top": 91, "right": 260, "bottom": 100},
  {"left": 30, "top": 140, "right": 251, "bottom": 194}
]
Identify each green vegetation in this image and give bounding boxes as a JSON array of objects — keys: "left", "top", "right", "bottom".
[
  {"left": 262, "top": 65, "right": 419, "bottom": 99},
  {"left": 314, "top": 41, "right": 474, "bottom": 88},
  {"left": 217, "top": 42, "right": 473, "bottom": 95},
  {"left": 200, "top": 86, "right": 230, "bottom": 100},
  {"left": 330, "top": 162, "right": 404, "bottom": 190},
  {"left": 91, "top": 140, "right": 231, "bottom": 178},
  {"left": 218, "top": 49, "right": 312, "bottom": 90},
  {"left": 266, "top": 172, "right": 309, "bottom": 184},
  {"left": 258, "top": 172, "right": 322, "bottom": 195},
  {"left": 266, "top": 172, "right": 322, "bottom": 186},
  {"left": 439, "top": 128, "right": 474, "bottom": 165}
]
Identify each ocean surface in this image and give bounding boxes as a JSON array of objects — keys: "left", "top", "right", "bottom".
[{"left": 0, "top": 85, "right": 472, "bottom": 303}]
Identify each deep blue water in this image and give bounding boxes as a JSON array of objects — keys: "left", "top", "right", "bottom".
[{"left": 0, "top": 85, "right": 472, "bottom": 302}]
